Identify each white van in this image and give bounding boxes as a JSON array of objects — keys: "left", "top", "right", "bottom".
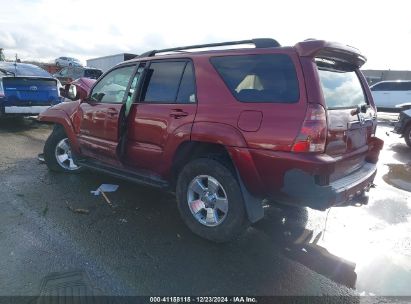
[{"left": 370, "top": 80, "right": 411, "bottom": 110}]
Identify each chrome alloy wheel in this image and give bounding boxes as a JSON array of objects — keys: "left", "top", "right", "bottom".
[
  {"left": 54, "top": 138, "right": 80, "bottom": 171},
  {"left": 187, "top": 175, "right": 229, "bottom": 227}
]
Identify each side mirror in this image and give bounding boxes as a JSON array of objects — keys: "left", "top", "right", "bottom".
[
  {"left": 67, "top": 84, "right": 77, "bottom": 100},
  {"left": 62, "top": 83, "right": 88, "bottom": 101}
]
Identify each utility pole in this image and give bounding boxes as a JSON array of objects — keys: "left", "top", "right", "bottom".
[{"left": 0, "top": 48, "right": 5, "bottom": 61}]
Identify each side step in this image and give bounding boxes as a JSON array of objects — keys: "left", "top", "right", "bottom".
[{"left": 76, "top": 159, "right": 170, "bottom": 189}]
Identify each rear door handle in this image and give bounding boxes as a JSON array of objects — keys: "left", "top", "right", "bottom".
[{"left": 170, "top": 109, "right": 189, "bottom": 119}]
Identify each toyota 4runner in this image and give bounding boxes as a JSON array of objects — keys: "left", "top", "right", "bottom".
[{"left": 38, "top": 38, "right": 384, "bottom": 242}]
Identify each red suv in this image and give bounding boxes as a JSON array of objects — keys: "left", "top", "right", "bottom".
[{"left": 39, "top": 38, "right": 383, "bottom": 242}]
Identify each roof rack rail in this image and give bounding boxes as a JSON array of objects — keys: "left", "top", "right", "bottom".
[{"left": 138, "top": 38, "right": 280, "bottom": 58}]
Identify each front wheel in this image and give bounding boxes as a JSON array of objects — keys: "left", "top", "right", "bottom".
[
  {"left": 404, "top": 124, "right": 411, "bottom": 148},
  {"left": 43, "top": 126, "right": 82, "bottom": 173},
  {"left": 176, "top": 158, "right": 249, "bottom": 242}
]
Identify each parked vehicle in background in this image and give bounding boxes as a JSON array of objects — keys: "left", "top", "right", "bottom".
[
  {"left": 0, "top": 62, "right": 62, "bottom": 116},
  {"left": 370, "top": 80, "right": 411, "bottom": 111},
  {"left": 86, "top": 53, "right": 137, "bottom": 72},
  {"left": 55, "top": 57, "right": 82, "bottom": 67},
  {"left": 39, "top": 38, "right": 383, "bottom": 242},
  {"left": 394, "top": 103, "right": 411, "bottom": 148},
  {"left": 53, "top": 66, "right": 103, "bottom": 85}
]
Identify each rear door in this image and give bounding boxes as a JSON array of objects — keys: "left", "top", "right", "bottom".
[
  {"left": 77, "top": 64, "right": 136, "bottom": 163},
  {"left": 316, "top": 60, "right": 377, "bottom": 180},
  {"left": 125, "top": 60, "right": 197, "bottom": 174},
  {"left": 370, "top": 82, "right": 393, "bottom": 109}
]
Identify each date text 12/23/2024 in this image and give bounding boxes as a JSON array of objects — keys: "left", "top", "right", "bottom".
[{"left": 150, "top": 297, "right": 257, "bottom": 303}]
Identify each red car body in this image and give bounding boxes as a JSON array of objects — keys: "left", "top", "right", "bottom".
[{"left": 39, "top": 39, "right": 383, "bottom": 219}]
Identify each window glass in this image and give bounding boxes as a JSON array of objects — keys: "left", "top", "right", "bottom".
[
  {"left": 318, "top": 69, "right": 367, "bottom": 109},
  {"left": 0, "top": 63, "right": 51, "bottom": 77},
  {"left": 370, "top": 82, "right": 411, "bottom": 91},
  {"left": 59, "top": 68, "right": 69, "bottom": 76},
  {"left": 210, "top": 54, "right": 299, "bottom": 103},
  {"left": 71, "top": 68, "right": 83, "bottom": 79},
  {"left": 397, "top": 82, "right": 411, "bottom": 91},
  {"left": 84, "top": 69, "right": 103, "bottom": 79},
  {"left": 125, "top": 66, "right": 145, "bottom": 116},
  {"left": 176, "top": 62, "right": 196, "bottom": 103},
  {"left": 90, "top": 65, "right": 135, "bottom": 103},
  {"left": 370, "top": 83, "right": 383, "bottom": 91},
  {"left": 142, "top": 61, "right": 187, "bottom": 103}
]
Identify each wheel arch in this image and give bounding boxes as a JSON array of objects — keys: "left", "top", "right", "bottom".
[
  {"left": 171, "top": 140, "right": 264, "bottom": 223},
  {"left": 38, "top": 108, "right": 80, "bottom": 153},
  {"left": 171, "top": 141, "right": 234, "bottom": 183}
]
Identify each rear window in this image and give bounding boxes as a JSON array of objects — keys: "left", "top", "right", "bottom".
[
  {"left": 210, "top": 54, "right": 299, "bottom": 103},
  {"left": 0, "top": 63, "right": 51, "bottom": 77},
  {"left": 16, "top": 65, "right": 51, "bottom": 77},
  {"left": 317, "top": 67, "right": 367, "bottom": 109}
]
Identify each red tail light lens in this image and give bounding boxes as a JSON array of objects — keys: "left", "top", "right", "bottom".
[{"left": 292, "top": 103, "right": 327, "bottom": 153}]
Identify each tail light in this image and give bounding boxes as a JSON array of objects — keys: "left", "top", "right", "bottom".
[{"left": 292, "top": 103, "right": 327, "bottom": 153}]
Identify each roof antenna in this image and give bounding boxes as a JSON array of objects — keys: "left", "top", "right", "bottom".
[{"left": 14, "top": 53, "right": 18, "bottom": 74}]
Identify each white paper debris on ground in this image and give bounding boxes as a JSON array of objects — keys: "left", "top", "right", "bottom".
[
  {"left": 37, "top": 153, "right": 45, "bottom": 163},
  {"left": 90, "top": 184, "right": 119, "bottom": 196}
]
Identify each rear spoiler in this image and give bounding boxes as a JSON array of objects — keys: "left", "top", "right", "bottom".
[
  {"left": 2, "top": 76, "right": 58, "bottom": 82},
  {"left": 294, "top": 40, "right": 367, "bottom": 68}
]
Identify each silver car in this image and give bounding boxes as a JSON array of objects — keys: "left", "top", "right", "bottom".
[{"left": 55, "top": 56, "right": 83, "bottom": 68}]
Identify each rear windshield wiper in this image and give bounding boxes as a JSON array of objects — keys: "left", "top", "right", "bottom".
[{"left": 0, "top": 68, "right": 15, "bottom": 77}]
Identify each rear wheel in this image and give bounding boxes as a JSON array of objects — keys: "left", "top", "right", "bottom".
[
  {"left": 404, "top": 124, "right": 411, "bottom": 148},
  {"left": 44, "top": 126, "right": 82, "bottom": 173},
  {"left": 176, "top": 158, "right": 249, "bottom": 242}
]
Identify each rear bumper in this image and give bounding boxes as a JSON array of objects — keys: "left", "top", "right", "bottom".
[
  {"left": 228, "top": 137, "right": 383, "bottom": 210},
  {"left": 3, "top": 106, "right": 51, "bottom": 115},
  {"left": 277, "top": 163, "right": 377, "bottom": 210}
]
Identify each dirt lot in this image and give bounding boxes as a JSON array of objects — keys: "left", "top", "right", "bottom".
[{"left": 0, "top": 115, "right": 410, "bottom": 298}]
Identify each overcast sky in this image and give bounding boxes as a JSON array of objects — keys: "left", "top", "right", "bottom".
[{"left": 0, "top": 0, "right": 410, "bottom": 70}]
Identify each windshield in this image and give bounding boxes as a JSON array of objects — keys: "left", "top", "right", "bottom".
[
  {"left": 317, "top": 68, "right": 367, "bottom": 109},
  {"left": 0, "top": 63, "right": 52, "bottom": 77}
]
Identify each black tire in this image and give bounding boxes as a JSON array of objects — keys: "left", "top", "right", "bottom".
[
  {"left": 404, "top": 124, "right": 411, "bottom": 148},
  {"left": 43, "top": 126, "right": 82, "bottom": 173},
  {"left": 176, "top": 158, "right": 249, "bottom": 242}
]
